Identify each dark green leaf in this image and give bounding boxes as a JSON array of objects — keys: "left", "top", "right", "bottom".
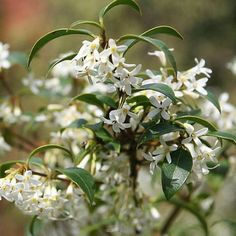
[
  {"left": 28, "top": 144, "right": 73, "bottom": 161},
  {"left": 57, "top": 167, "right": 95, "bottom": 204},
  {"left": 118, "top": 35, "right": 177, "bottom": 74},
  {"left": 99, "top": 0, "right": 141, "bottom": 20},
  {"left": 28, "top": 28, "right": 94, "bottom": 68},
  {"left": 206, "top": 131, "right": 236, "bottom": 144},
  {"left": 74, "top": 93, "right": 104, "bottom": 109},
  {"left": 138, "top": 123, "right": 183, "bottom": 146},
  {"left": 70, "top": 20, "right": 103, "bottom": 30},
  {"left": 161, "top": 148, "right": 193, "bottom": 200},
  {"left": 74, "top": 93, "right": 117, "bottom": 109},
  {"left": 135, "top": 83, "right": 177, "bottom": 102},
  {"left": 125, "top": 26, "right": 183, "bottom": 51},
  {"left": 96, "top": 95, "right": 117, "bottom": 108},
  {"left": 47, "top": 53, "right": 77, "bottom": 77},
  {"left": 203, "top": 90, "right": 221, "bottom": 113},
  {"left": 61, "top": 118, "right": 88, "bottom": 133},
  {"left": 174, "top": 115, "right": 217, "bottom": 131},
  {"left": 8, "top": 52, "right": 28, "bottom": 68}
]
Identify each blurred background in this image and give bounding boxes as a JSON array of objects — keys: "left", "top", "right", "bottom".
[{"left": 0, "top": 0, "right": 236, "bottom": 235}]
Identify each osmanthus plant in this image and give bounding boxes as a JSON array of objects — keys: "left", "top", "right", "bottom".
[{"left": 0, "top": 0, "right": 236, "bottom": 235}]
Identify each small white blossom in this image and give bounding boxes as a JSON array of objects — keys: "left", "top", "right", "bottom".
[{"left": 0, "top": 42, "right": 11, "bottom": 70}]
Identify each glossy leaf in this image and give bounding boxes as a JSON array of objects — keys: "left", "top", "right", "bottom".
[
  {"left": 175, "top": 115, "right": 217, "bottom": 131},
  {"left": 74, "top": 93, "right": 117, "bottom": 109},
  {"left": 28, "top": 28, "right": 94, "bottom": 68},
  {"left": 99, "top": 0, "right": 141, "bottom": 20},
  {"left": 203, "top": 90, "right": 221, "bottom": 113},
  {"left": 28, "top": 144, "right": 73, "bottom": 161},
  {"left": 70, "top": 20, "right": 103, "bottom": 29},
  {"left": 206, "top": 131, "right": 236, "bottom": 144},
  {"left": 161, "top": 148, "right": 193, "bottom": 200},
  {"left": 135, "top": 83, "right": 177, "bottom": 102},
  {"left": 118, "top": 35, "right": 177, "bottom": 74},
  {"left": 57, "top": 167, "right": 95, "bottom": 204},
  {"left": 125, "top": 25, "right": 183, "bottom": 51},
  {"left": 47, "top": 52, "right": 77, "bottom": 77},
  {"left": 138, "top": 123, "right": 183, "bottom": 146}
]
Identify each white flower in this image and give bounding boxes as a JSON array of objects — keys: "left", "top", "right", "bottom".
[
  {"left": 185, "top": 77, "right": 208, "bottom": 96},
  {"left": 148, "top": 50, "right": 166, "bottom": 66},
  {"left": 182, "top": 124, "right": 208, "bottom": 146},
  {"left": 22, "top": 73, "right": 43, "bottom": 94},
  {"left": 148, "top": 96, "right": 172, "bottom": 120},
  {"left": 152, "top": 139, "right": 178, "bottom": 163},
  {"left": 0, "top": 42, "right": 11, "bottom": 70},
  {"left": 101, "top": 39, "right": 127, "bottom": 66},
  {"left": 143, "top": 69, "right": 162, "bottom": 85},
  {"left": 101, "top": 104, "right": 136, "bottom": 133},
  {"left": 143, "top": 152, "right": 162, "bottom": 175}
]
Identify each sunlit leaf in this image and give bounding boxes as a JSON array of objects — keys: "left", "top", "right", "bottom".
[
  {"left": 118, "top": 35, "right": 177, "bottom": 74},
  {"left": 161, "top": 148, "right": 193, "bottom": 200},
  {"left": 28, "top": 28, "right": 94, "bottom": 68},
  {"left": 206, "top": 131, "right": 236, "bottom": 144},
  {"left": 175, "top": 115, "right": 217, "bottom": 131},
  {"left": 57, "top": 167, "right": 95, "bottom": 204},
  {"left": 99, "top": 0, "right": 141, "bottom": 21},
  {"left": 203, "top": 90, "right": 221, "bottom": 113}
]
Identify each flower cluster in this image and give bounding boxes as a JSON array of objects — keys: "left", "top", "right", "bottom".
[
  {"left": 0, "top": 168, "right": 81, "bottom": 220},
  {"left": 0, "top": 42, "right": 11, "bottom": 71}
]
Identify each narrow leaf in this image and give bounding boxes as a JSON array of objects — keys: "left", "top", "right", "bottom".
[
  {"left": 28, "top": 28, "right": 94, "bottom": 68},
  {"left": 203, "top": 90, "right": 221, "bottom": 113},
  {"left": 135, "top": 83, "right": 177, "bottom": 102},
  {"left": 175, "top": 115, "right": 217, "bottom": 131},
  {"left": 28, "top": 144, "right": 73, "bottom": 161},
  {"left": 161, "top": 148, "right": 193, "bottom": 200},
  {"left": 99, "top": 0, "right": 141, "bottom": 20},
  {"left": 26, "top": 216, "right": 42, "bottom": 236},
  {"left": 125, "top": 26, "right": 183, "bottom": 51},
  {"left": 70, "top": 20, "right": 103, "bottom": 30},
  {"left": 47, "top": 53, "right": 77, "bottom": 77},
  {"left": 118, "top": 35, "right": 177, "bottom": 74},
  {"left": 57, "top": 167, "right": 95, "bottom": 204},
  {"left": 206, "top": 131, "right": 236, "bottom": 144}
]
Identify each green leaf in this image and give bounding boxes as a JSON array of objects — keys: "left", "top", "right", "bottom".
[
  {"left": 125, "top": 26, "right": 183, "bottom": 51},
  {"left": 28, "top": 144, "right": 73, "bottom": 161},
  {"left": 135, "top": 83, "right": 177, "bottom": 102},
  {"left": 96, "top": 95, "right": 117, "bottom": 108},
  {"left": 74, "top": 93, "right": 117, "bottom": 109},
  {"left": 27, "top": 28, "right": 94, "bottom": 68},
  {"left": 86, "top": 123, "right": 120, "bottom": 152},
  {"left": 8, "top": 52, "right": 28, "bottom": 68},
  {"left": 118, "top": 35, "right": 177, "bottom": 74},
  {"left": 203, "top": 90, "right": 221, "bottom": 113},
  {"left": 70, "top": 20, "right": 103, "bottom": 30},
  {"left": 161, "top": 148, "right": 193, "bottom": 200},
  {"left": 74, "top": 93, "right": 104, "bottom": 109},
  {"left": 206, "top": 131, "right": 236, "bottom": 144},
  {"left": 174, "top": 115, "right": 217, "bottom": 131},
  {"left": 138, "top": 123, "right": 183, "bottom": 146},
  {"left": 127, "top": 95, "right": 151, "bottom": 109},
  {"left": 61, "top": 118, "right": 88, "bottom": 133},
  {"left": 47, "top": 52, "right": 77, "bottom": 77},
  {"left": 99, "top": 0, "right": 141, "bottom": 21},
  {"left": 0, "top": 159, "right": 44, "bottom": 178},
  {"left": 57, "top": 167, "right": 95, "bottom": 204},
  {"left": 26, "top": 216, "right": 42, "bottom": 236}
]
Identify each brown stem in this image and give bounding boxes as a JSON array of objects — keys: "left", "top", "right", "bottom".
[{"left": 160, "top": 206, "right": 181, "bottom": 235}]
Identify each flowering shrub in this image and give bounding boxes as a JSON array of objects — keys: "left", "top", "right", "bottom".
[{"left": 1, "top": 1, "right": 236, "bottom": 235}]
